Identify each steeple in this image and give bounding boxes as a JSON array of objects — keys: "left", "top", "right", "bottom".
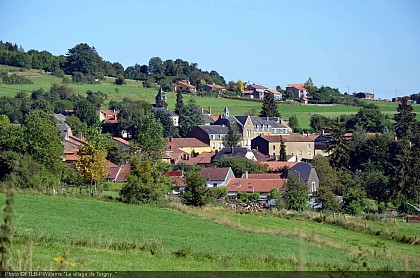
[
  {"left": 155, "top": 87, "right": 166, "bottom": 107},
  {"left": 223, "top": 106, "right": 230, "bottom": 117}
]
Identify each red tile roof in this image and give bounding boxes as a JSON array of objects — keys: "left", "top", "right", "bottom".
[
  {"left": 168, "top": 138, "right": 209, "bottom": 148},
  {"left": 259, "top": 161, "right": 298, "bottom": 171},
  {"left": 182, "top": 152, "right": 215, "bottom": 165},
  {"left": 245, "top": 173, "right": 283, "bottom": 179},
  {"left": 64, "top": 154, "right": 80, "bottom": 162},
  {"left": 170, "top": 176, "right": 187, "bottom": 188},
  {"left": 226, "top": 178, "right": 285, "bottom": 193},
  {"left": 206, "top": 84, "right": 225, "bottom": 90},
  {"left": 108, "top": 164, "right": 131, "bottom": 182},
  {"left": 287, "top": 84, "right": 307, "bottom": 91},
  {"left": 200, "top": 167, "right": 231, "bottom": 181},
  {"left": 163, "top": 171, "right": 183, "bottom": 177},
  {"left": 112, "top": 137, "right": 130, "bottom": 147}
]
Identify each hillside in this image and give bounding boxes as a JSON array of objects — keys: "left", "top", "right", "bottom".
[
  {"left": 4, "top": 194, "right": 420, "bottom": 271},
  {"left": 1, "top": 65, "right": 419, "bottom": 129}
]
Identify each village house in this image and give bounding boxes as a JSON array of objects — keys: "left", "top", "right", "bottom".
[
  {"left": 204, "top": 83, "right": 226, "bottom": 92},
  {"left": 99, "top": 109, "right": 118, "bottom": 124},
  {"left": 213, "top": 108, "right": 292, "bottom": 148},
  {"left": 172, "top": 79, "right": 196, "bottom": 93},
  {"left": 167, "top": 137, "right": 211, "bottom": 155},
  {"left": 163, "top": 171, "right": 187, "bottom": 193},
  {"left": 288, "top": 162, "right": 319, "bottom": 193},
  {"left": 181, "top": 151, "right": 215, "bottom": 167},
  {"left": 226, "top": 177, "right": 285, "bottom": 199},
  {"left": 355, "top": 92, "right": 375, "bottom": 100},
  {"left": 200, "top": 167, "right": 235, "bottom": 187},
  {"left": 286, "top": 84, "right": 308, "bottom": 99},
  {"left": 251, "top": 134, "right": 316, "bottom": 161},
  {"left": 187, "top": 125, "right": 229, "bottom": 150}
]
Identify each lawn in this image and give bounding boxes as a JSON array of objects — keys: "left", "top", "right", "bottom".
[
  {"left": 1, "top": 68, "right": 420, "bottom": 129},
  {"left": 2, "top": 194, "right": 419, "bottom": 271}
]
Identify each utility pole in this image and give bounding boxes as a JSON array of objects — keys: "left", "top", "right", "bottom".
[{"left": 347, "top": 86, "right": 350, "bottom": 95}]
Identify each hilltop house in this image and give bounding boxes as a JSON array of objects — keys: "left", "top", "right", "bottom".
[
  {"left": 286, "top": 84, "right": 308, "bottom": 99},
  {"left": 355, "top": 92, "right": 374, "bottom": 100},
  {"left": 172, "top": 80, "right": 196, "bottom": 93},
  {"left": 204, "top": 83, "right": 226, "bottom": 92}
]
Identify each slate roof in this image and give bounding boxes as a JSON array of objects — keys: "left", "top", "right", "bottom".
[
  {"left": 56, "top": 123, "right": 71, "bottom": 140},
  {"left": 200, "top": 167, "right": 231, "bottom": 181},
  {"left": 152, "top": 107, "right": 177, "bottom": 117},
  {"left": 195, "top": 125, "right": 229, "bottom": 135},
  {"left": 203, "top": 114, "right": 215, "bottom": 124},
  {"left": 288, "top": 162, "right": 315, "bottom": 181}
]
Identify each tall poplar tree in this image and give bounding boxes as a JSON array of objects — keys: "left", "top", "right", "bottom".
[{"left": 394, "top": 97, "right": 417, "bottom": 140}]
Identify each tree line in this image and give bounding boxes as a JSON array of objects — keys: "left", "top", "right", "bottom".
[{"left": 0, "top": 41, "right": 226, "bottom": 90}]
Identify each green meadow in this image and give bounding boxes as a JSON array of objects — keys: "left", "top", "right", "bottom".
[
  {"left": 1, "top": 66, "right": 419, "bottom": 129},
  {"left": 3, "top": 194, "right": 419, "bottom": 271}
]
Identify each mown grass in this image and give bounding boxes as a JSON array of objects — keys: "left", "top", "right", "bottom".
[
  {"left": 1, "top": 193, "right": 419, "bottom": 271},
  {"left": 1, "top": 67, "right": 419, "bottom": 129}
]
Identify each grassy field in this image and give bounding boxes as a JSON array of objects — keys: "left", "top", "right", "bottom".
[
  {"left": 1, "top": 66, "right": 419, "bottom": 129},
  {"left": 2, "top": 193, "right": 419, "bottom": 271}
]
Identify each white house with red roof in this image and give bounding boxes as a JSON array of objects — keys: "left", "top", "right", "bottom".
[{"left": 200, "top": 167, "right": 235, "bottom": 188}]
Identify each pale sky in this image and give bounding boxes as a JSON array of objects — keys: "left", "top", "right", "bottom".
[{"left": 1, "top": 0, "right": 419, "bottom": 99}]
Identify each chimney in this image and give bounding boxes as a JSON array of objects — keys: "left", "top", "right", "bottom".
[
  {"left": 245, "top": 171, "right": 249, "bottom": 179},
  {"left": 201, "top": 107, "right": 204, "bottom": 114},
  {"left": 208, "top": 106, "right": 211, "bottom": 115}
]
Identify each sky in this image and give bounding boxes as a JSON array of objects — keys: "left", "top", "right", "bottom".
[{"left": 1, "top": 0, "right": 419, "bottom": 99}]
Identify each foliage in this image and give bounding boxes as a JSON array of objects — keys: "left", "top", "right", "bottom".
[
  {"left": 216, "top": 157, "right": 267, "bottom": 177},
  {"left": 279, "top": 139, "right": 287, "bottom": 161},
  {"left": 117, "top": 99, "right": 152, "bottom": 138},
  {"left": 349, "top": 103, "right": 390, "bottom": 133},
  {"left": 210, "top": 186, "right": 227, "bottom": 199},
  {"left": 154, "top": 109, "right": 178, "bottom": 138},
  {"left": 180, "top": 171, "right": 210, "bottom": 207},
  {"left": 74, "top": 98, "right": 98, "bottom": 127},
  {"left": 120, "top": 157, "right": 170, "bottom": 204},
  {"left": 394, "top": 97, "right": 417, "bottom": 140},
  {"left": 342, "top": 187, "right": 367, "bottom": 215},
  {"left": 310, "top": 114, "right": 334, "bottom": 132},
  {"left": 1, "top": 73, "right": 33, "bottom": 85},
  {"left": 0, "top": 151, "right": 61, "bottom": 191},
  {"left": 65, "top": 115, "right": 88, "bottom": 137},
  {"left": 21, "top": 110, "right": 64, "bottom": 174},
  {"left": 115, "top": 75, "right": 125, "bottom": 85},
  {"left": 135, "top": 111, "right": 166, "bottom": 160},
  {"left": 179, "top": 98, "right": 203, "bottom": 137},
  {"left": 174, "top": 90, "right": 184, "bottom": 116},
  {"left": 284, "top": 173, "right": 308, "bottom": 212},
  {"left": 311, "top": 155, "right": 342, "bottom": 193},
  {"left": 0, "top": 176, "right": 13, "bottom": 271},
  {"left": 76, "top": 142, "right": 108, "bottom": 187},
  {"left": 314, "top": 186, "right": 341, "bottom": 212},
  {"left": 269, "top": 188, "right": 279, "bottom": 199},
  {"left": 288, "top": 114, "right": 298, "bottom": 131},
  {"left": 260, "top": 93, "right": 280, "bottom": 117},
  {"left": 63, "top": 43, "right": 103, "bottom": 76},
  {"left": 222, "top": 122, "right": 242, "bottom": 148},
  {"left": 236, "top": 80, "right": 244, "bottom": 94}
]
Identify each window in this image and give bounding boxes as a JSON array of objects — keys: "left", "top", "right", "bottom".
[
  {"left": 273, "top": 145, "right": 276, "bottom": 150},
  {"left": 213, "top": 183, "right": 217, "bottom": 187},
  {"left": 212, "top": 143, "right": 215, "bottom": 149}
]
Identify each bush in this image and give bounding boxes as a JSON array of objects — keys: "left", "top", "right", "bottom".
[
  {"left": 115, "top": 75, "right": 125, "bottom": 85},
  {"left": 2, "top": 73, "right": 33, "bottom": 84},
  {"left": 180, "top": 171, "right": 210, "bottom": 207},
  {"left": 52, "top": 68, "right": 65, "bottom": 78}
]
